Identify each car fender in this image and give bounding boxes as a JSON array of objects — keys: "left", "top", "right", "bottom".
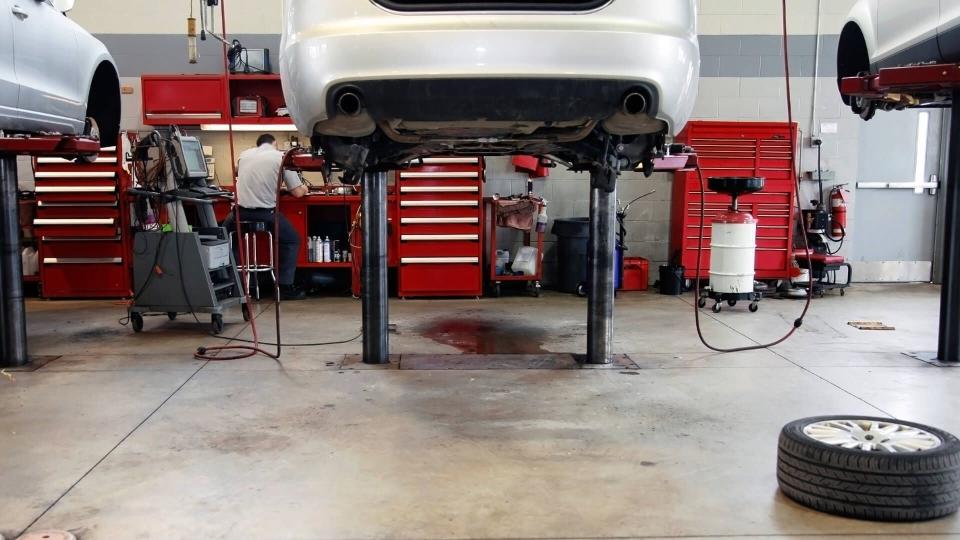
[{"left": 846, "top": 0, "right": 879, "bottom": 65}]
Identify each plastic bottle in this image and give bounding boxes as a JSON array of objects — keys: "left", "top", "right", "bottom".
[
  {"left": 536, "top": 203, "right": 549, "bottom": 233},
  {"left": 333, "top": 240, "right": 341, "bottom": 262},
  {"left": 307, "top": 236, "right": 316, "bottom": 262},
  {"left": 322, "top": 236, "right": 331, "bottom": 263}
]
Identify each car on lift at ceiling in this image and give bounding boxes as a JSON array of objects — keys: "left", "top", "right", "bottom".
[
  {"left": 838, "top": 0, "right": 960, "bottom": 119},
  {"left": 0, "top": 0, "right": 120, "bottom": 145},
  {"left": 280, "top": 0, "right": 699, "bottom": 177}
]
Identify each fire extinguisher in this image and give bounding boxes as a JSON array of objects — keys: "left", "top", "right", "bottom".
[{"left": 829, "top": 185, "right": 848, "bottom": 240}]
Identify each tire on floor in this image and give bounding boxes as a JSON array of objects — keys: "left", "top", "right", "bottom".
[{"left": 777, "top": 415, "right": 960, "bottom": 521}]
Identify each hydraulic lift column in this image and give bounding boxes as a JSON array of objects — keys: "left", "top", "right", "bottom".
[
  {"left": 586, "top": 168, "right": 617, "bottom": 364},
  {"left": 0, "top": 154, "right": 28, "bottom": 367},
  {"left": 361, "top": 170, "right": 389, "bottom": 364},
  {"left": 938, "top": 88, "right": 960, "bottom": 363}
]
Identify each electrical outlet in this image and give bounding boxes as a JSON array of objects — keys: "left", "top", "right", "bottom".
[{"left": 804, "top": 170, "right": 837, "bottom": 182}]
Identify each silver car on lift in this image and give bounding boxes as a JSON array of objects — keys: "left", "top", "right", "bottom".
[
  {"left": 0, "top": 0, "right": 120, "bottom": 143},
  {"left": 838, "top": 0, "right": 960, "bottom": 119},
  {"left": 280, "top": 0, "right": 699, "bottom": 176}
]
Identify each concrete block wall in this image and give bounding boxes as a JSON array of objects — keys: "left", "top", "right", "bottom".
[{"left": 67, "top": 0, "right": 903, "bottom": 285}]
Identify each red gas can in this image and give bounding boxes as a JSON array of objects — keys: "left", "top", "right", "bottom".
[{"left": 621, "top": 257, "right": 649, "bottom": 291}]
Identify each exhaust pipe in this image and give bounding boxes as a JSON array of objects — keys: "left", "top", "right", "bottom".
[
  {"left": 336, "top": 91, "right": 364, "bottom": 117},
  {"left": 621, "top": 91, "right": 649, "bottom": 116}
]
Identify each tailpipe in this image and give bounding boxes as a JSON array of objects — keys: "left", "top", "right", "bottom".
[
  {"left": 336, "top": 91, "right": 364, "bottom": 117},
  {"left": 621, "top": 90, "right": 650, "bottom": 116}
]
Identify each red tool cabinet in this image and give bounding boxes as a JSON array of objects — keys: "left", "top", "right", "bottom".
[
  {"left": 397, "top": 157, "right": 484, "bottom": 297},
  {"left": 32, "top": 141, "right": 133, "bottom": 298},
  {"left": 671, "top": 121, "right": 797, "bottom": 280}
]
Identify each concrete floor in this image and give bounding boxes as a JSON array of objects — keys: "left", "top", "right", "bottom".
[{"left": 2, "top": 283, "right": 958, "bottom": 539}]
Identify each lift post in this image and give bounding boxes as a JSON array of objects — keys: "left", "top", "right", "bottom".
[
  {"left": 841, "top": 65, "right": 960, "bottom": 363},
  {"left": 361, "top": 170, "right": 389, "bottom": 364},
  {"left": 0, "top": 135, "right": 101, "bottom": 367},
  {"left": 586, "top": 172, "right": 617, "bottom": 364}
]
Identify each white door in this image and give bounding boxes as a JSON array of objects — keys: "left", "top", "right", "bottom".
[
  {"left": 10, "top": 0, "right": 82, "bottom": 134},
  {"left": 876, "top": 0, "right": 940, "bottom": 63},
  {"left": 0, "top": 0, "right": 19, "bottom": 124}
]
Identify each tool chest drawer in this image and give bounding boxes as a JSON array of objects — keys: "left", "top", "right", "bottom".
[
  {"left": 399, "top": 260, "right": 483, "bottom": 297},
  {"left": 396, "top": 157, "right": 484, "bottom": 297},
  {"left": 33, "top": 141, "right": 132, "bottom": 298},
  {"left": 40, "top": 261, "right": 129, "bottom": 299}
]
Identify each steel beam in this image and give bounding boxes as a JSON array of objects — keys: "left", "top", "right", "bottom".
[
  {"left": 0, "top": 155, "right": 28, "bottom": 367},
  {"left": 938, "top": 90, "right": 960, "bottom": 362},
  {"left": 361, "top": 170, "right": 389, "bottom": 364},
  {"left": 586, "top": 175, "right": 616, "bottom": 364}
]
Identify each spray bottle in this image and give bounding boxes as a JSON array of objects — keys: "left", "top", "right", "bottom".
[{"left": 322, "top": 236, "right": 331, "bottom": 263}]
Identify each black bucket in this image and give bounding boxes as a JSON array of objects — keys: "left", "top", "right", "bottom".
[
  {"left": 658, "top": 264, "right": 685, "bottom": 295},
  {"left": 552, "top": 217, "right": 590, "bottom": 294}
]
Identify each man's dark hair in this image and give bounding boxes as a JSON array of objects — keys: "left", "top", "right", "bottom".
[{"left": 256, "top": 134, "right": 276, "bottom": 147}]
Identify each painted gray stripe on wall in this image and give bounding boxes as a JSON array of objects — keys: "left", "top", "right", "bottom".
[{"left": 98, "top": 33, "right": 839, "bottom": 78}]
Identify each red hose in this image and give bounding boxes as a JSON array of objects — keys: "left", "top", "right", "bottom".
[
  {"left": 691, "top": 0, "right": 815, "bottom": 352},
  {"left": 195, "top": 1, "right": 284, "bottom": 361}
]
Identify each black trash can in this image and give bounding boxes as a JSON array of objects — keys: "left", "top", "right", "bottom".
[
  {"left": 552, "top": 217, "right": 590, "bottom": 294},
  {"left": 658, "top": 264, "right": 685, "bottom": 295}
]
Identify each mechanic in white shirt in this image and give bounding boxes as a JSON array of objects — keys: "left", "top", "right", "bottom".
[{"left": 222, "top": 134, "right": 308, "bottom": 300}]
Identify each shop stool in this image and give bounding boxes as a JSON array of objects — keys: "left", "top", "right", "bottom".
[{"left": 236, "top": 220, "right": 276, "bottom": 301}]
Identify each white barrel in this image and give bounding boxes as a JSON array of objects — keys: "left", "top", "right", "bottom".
[{"left": 709, "top": 211, "right": 757, "bottom": 294}]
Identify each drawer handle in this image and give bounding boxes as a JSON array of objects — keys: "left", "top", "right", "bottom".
[
  {"left": 34, "top": 171, "right": 116, "bottom": 179},
  {"left": 43, "top": 257, "right": 123, "bottom": 264},
  {"left": 400, "top": 172, "right": 479, "bottom": 179},
  {"left": 418, "top": 157, "right": 479, "bottom": 164},
  {"left": 401, "top": 257, "right": 479, "bottom": 264},
  {"left": 400, "top": 186, "right": 479, "bottom": 193},
  {"left": 401, "top": 234, "right": 479, "bottom": 241},
  {"left": 37, "top": 201, "right": 117, "bottom": 207},
  {"left": 37, "top": 156, "right": 117, "bottom": 164},
  {"left": 401, "top": 200, "right": 478, "bottom": 207},
  {"left": 401, "top": 217, "right": 478, "bottom": 224},
  {"left": 35, "top": 186, "right": 116, "bottom": 193},
  {"left": 146, "top": 112, "right": 222, "bottom": 119},
  {"left": 34, "top": 218, "right": 115, "bottom": 225}
]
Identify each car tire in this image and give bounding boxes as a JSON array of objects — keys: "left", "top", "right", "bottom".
[
  {"left": 777, "top": 416, "right": 960, "bottom": 522},
  {"left": 77, "top": 117, "right": 100, "bottom": 163}
]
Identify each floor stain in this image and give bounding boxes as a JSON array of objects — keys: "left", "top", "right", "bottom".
[{"left": 420, "top": 317, "right": 549, "bottom": 354}]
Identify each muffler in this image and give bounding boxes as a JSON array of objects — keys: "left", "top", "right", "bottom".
[
  {"left": 336, "top": 91, "right": 364, "bottom": 117},
  {"left": 621, "top": 91, "right": 650, "bottom": 116}
]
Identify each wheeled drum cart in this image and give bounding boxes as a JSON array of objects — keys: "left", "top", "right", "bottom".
[
  {"left": 484, "top": 197, "right": 545, "bottom": 297},
  {"left": 698, "top": 176, "right": 765, "bottom": 314}
]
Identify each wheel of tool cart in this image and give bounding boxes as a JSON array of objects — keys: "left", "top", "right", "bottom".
[
  {"left": 167, "top": 312, "right": 177, "bottom": 321},
  {"left": 841, "top": 288, "right": 846, "bottom": 297},
  {"left": 712, "top": 302, "right": 722, "bottom": 314},
  {"left": 749, "top": 302, "right": 759, "bottom": 313},
  {"left": 532, "top": 282, "right": 541, "bottom": 298},
  {"left": 241, "top": 303, "right": 252, "bottom": 322},
  {"left": 698, "top": 297, "right": 707, "bottom": 308},
  {"left": 777, "top": 416, "right": 960, "bottom": 521},
  {"left": 727, "top": 299, "right": 737, "bottom": 307},
  {"left": 491, "top": 282, "right": 501, "bottom": 298},
  {"left": 211, "top": 314, "right": 224, "bottom": 335},
  {"left": 130, "top": 312, "right": 143, "bottom": 333},
  {"left": 576, "top": 283, "right": 587, "bottom": 298}
]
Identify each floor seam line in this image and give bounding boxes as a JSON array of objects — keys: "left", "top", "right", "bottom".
[
  {"left": 678, "top": 295, "right": 897, "bottom": 417},
  {"left": 15, "top": 359, "right": 211, "bottom": 537}
]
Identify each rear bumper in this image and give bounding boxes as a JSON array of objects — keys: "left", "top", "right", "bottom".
[{"left": 281, "top": 27, "right": 699, "bottom": 137}]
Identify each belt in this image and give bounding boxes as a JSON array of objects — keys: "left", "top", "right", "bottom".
[{"left": 240, "top": 206, "right": 275, "bottom": 212}]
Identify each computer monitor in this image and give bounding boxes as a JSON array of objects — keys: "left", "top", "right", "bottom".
[
  {"left": 239, "top": 48, "right": 271, "bottom": 74},
  {"left": 171, "top": 134, "right": 209, "bottom": 185}
]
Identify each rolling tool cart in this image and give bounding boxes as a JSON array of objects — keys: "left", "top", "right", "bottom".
[
  {"left": 484, "top": 196, "right": 545, "bottom": 297},
  {"left": 125, "top": 127, "right": 246, "bottom": 334},
  {"left": 697, "top": 177, "right": 765, "bottom": 314}
]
